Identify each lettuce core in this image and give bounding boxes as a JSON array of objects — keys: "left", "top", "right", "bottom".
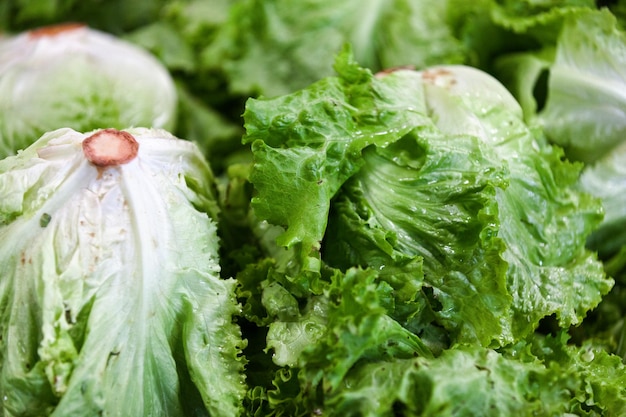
[
  {"left": 27, "top": 23, "right": 86, "bottom": 38},
  {"left": 82, "top": 128, "right": 139, "bottom": 166}
]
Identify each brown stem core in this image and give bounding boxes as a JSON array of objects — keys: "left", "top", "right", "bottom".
[
  {"left": 28, "top": 23, "right": 86, "bottom": 39},
  {"left": 82, "top": 129, "right": 139, "bottom": 167}
]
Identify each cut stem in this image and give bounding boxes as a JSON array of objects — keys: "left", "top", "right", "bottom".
[
  {"left": 28, "top": 23, "right": 86, "bottom": 39},
  {"left": 82, "top": 129, "right": 139, "bottom": 167}
]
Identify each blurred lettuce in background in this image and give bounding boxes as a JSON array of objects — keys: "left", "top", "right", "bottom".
[{"left": 0, "top": 24, "right": 178, "bottom": 158}]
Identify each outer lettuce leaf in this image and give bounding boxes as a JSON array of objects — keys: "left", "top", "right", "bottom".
[
  {"left": 243, "top": 273, "right": 626, "bottom": 417},
  {"left": 244, "top": 52, "right": 430, "bottom": 283},
  {"left": 537, "top": 9, "right": 626, "bottom": 164},
  {"left": 325, "top": 333, "right": 626, "bottom": 417},
  {"left": 581, "top": 141, "right": 626, "bottom": 258},
  {"left": 324, "top": 347, "right": 571, "bottom": 417},
  {"left": 291, "top": 267, "right": 433, "bottom": 379},
  {"left": 243, "top": 290, "right": 626, "bottom": 417},
  {"left": 441, "top": 68, "right": 610, "bottom": 337},
  {"left": 0, "top": 128, "right": 245, "bottom": 416},
  {"left": 506, "top": 332, "right": 626, "bottom": 415},
  {"left": 238, "top": 262, "right": 432, "bottom": 417},
  {"left": 493, "top": 8, "right": 626, "bottom": 273},
  {"left": 492, "top": 8, "right": 626, "bottom": 164}
]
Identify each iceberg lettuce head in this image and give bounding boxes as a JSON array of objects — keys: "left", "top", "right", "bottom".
[
  {"left": 0, "top": 127, "right": 245, "bottom": 416},
  {"left": 243, "top": 51, "right": 611, "bottom": 349}
]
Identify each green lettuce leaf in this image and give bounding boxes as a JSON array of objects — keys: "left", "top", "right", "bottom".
[
  {"left": 247, "top": 318, "right": 626, "bottom": 416},
  {"left": 238, "top": 262, "right": 432, "bottom": 416},
  {"left": 505, "top": 332, "right": 626, "bottom": 415},
  {"left": 491, "top": 8, "right": 626, "bottom": 164},
  {"left": 581, "top": 141, "right": 626, "bottom": 259},
  {"left": 325, "top": 332, "right": 626, "bottom": 417},
  {"left": 492, "top": 8, "right": 626, "bottom": 274},
  {"left": 324, "top": 346, "right": 571, "bottom": 417},
  {"left": 243, "top": 50, "right": 430, "bottom": 276},
  {"left": 325, "top": 126, "right": 512, "bottom": 346},
  {"left": 537, "top": 9, "right": 626, "bottom": 164}
]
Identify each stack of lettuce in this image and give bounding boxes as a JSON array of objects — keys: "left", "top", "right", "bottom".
[{"left": 1, "top": 0, "right": 626, "bottom": 416}]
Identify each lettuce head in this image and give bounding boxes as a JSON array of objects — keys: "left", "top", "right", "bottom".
[
  {"left": 0, "top": 127, "right": 245, "bottom": 416},
  {"left": 235, "top": 51, "right": 619, "bottom": 416},
  {"left": 243, "top": 51, "right": 612, "bottom": 349}
]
